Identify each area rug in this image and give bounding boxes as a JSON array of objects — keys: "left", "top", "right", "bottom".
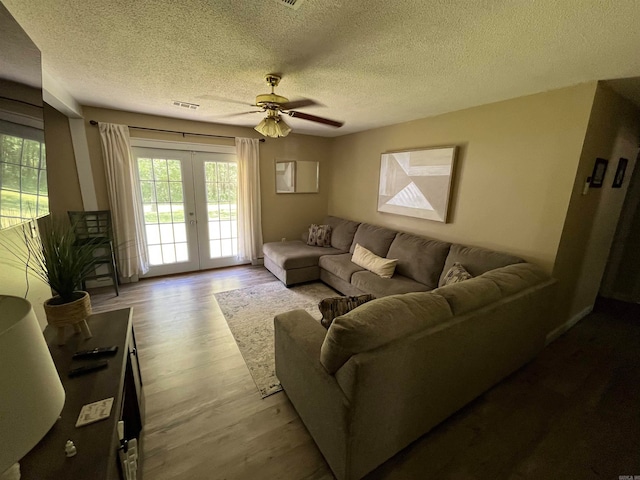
[{"left": 215, "top": 281, "right": 337, "bottom": 398}]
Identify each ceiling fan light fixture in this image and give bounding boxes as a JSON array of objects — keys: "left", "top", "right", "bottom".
[{"left": 254, "top": 116, "right": 291, "bottom": 138}]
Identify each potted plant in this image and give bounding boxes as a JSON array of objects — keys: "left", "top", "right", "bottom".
[{"left": 1, "top": 214, "right": 99, "bottom": 344}]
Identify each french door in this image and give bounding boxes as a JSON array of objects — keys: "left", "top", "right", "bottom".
[{"left": 133, "top": 146, "right": 241, "bottom": 277}]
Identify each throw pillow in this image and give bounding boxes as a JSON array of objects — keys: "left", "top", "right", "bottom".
[
  {"left": 307, "top": 224, "right": 333, "bottom": 247},
  {"left": 318, "top": 294, "right": 375, "bottom": 329},
  {"left": 440, "top": 262, "right": 473, "bottom": 286},
  {"left": 315, "top": 224, "right": 333, "bottom": 247},
  {"left": 351, "top": 243, "right": 397, "bottom": 278},
  {"left": 307, "top": 224, "right": 319, "bottom": 246}
]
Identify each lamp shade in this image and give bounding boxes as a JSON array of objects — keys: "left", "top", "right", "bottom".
[
  {"left": 0, "top": 296, "right": 65, "bottom": 474},
  {"left": 254, "top": 116, "right": 292, "bottom": 138}
]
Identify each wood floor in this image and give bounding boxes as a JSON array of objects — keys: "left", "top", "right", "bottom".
[{"left": 89, "top": 266, "right": 640, "bottom": 480}]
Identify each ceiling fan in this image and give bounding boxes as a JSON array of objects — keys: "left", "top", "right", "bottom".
[{"left": 241, "top": 74, "right": 344, "bottom": 138}]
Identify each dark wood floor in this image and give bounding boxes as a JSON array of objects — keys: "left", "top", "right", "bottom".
[{"left": 89, "top": 266, "right": 640, "bottom": 480}]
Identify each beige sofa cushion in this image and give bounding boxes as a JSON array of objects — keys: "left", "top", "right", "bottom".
[
  {"left": 351, "top": 243, "right": 397, "bottom": 278},
  {"left": 320, "top": 292, "right": 453, "bottom": 373}
]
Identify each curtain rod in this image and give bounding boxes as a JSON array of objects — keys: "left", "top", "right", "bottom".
[{"left": 88, "top": 120, "right": 265, "bottom": 142}]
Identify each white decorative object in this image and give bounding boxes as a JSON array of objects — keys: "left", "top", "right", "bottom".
[
  {"left": 64, "top": 440, "right": 77, "bottom": 458},
  {"left": 275, "top": 160, "right": 319, "bottom": 193},
  {"left": 275, "top": 161, "right": 296, "bottom": 192},
  {"left": 378, "top": 146, "right": 457, "bottom": 223},
  {"left": 0, "top": 296, "right": 65, "bottom": 479}
]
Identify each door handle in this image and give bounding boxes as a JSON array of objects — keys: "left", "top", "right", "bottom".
[{"left": 190, "top": 220, "right": 196, "bottom": 225}]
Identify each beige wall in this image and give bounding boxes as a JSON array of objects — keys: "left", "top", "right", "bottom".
[
  {"left": 553, "top": 84, "right": 640, "bottom": 324},
  {"left": 328, "top": 83, "right": 597, "bottom": 274},
  {"left": 43, "top": 103, "right": 83, "bottom": 215},
  {"left": 41, "top": 82, "right": 640, "bottom": 333},
  {"left": 0, "top": 221, "right": 51, "bottom": 329},
  {"left": 80, "top": 107, "right": 332, "bottom": 243}
]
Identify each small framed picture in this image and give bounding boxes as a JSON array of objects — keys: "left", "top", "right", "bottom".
[
  {"left": 590, "top": 158, "right": 608, "bottom": 188},
  {"left": 612, "top": 158, "right": 628, "bottom": 188}
]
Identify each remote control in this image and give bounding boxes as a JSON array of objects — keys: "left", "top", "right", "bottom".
[
  {"left": 73, "top": 346, "right": 118, "bottom": 359},
  {"left": 68, "top": 360, "right": 109, "bottom": 377}
]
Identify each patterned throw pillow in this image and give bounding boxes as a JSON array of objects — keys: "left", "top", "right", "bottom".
[
  {"left": 441, "top": 262, "right": 473, "bottom": 286},
  {"left": 318, "top": 294, "right": 375, "bottom": 329},
  {"left": 307, "top": 224, "right": 319, "bottom": 246},
  {"left": 315, "top": 224, "right": 332, "bottom": 247},
  {"left": 307, "top": 224, "right": 333, "bottom": 247}
]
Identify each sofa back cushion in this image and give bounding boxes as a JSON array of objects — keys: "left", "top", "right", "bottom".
[
  {"left": 480, "top": 263, "right": 549, "bottom": 297},
  {"left": 349, "top": 223, "right": 398, "bottom": 257},
  {"left": 387, "top": 232, "right": 451, "bottom": 289},
  {"left": 432, "top": 277, "right": 502, "bottom": 316},
  {"left": 433, "top": 263, "right": 550, "bottom": 315},
  {"left": 320, "top": 292, "right": 453, "bottom": 373},
  {"left": 325, "top": 216, "right": 361, "bottom": 252},
  {"left": 438, "top": 244, "right": 523, "bottom": 287}
]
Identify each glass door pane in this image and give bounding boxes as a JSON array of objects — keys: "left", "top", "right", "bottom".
[
  {"left": 194, "top": 152, "right": 242, "bottom": 269},
  {"left": 134, "top": 148, "right": 199, "bottom": 276}
]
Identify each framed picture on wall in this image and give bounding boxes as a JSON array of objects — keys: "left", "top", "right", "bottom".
[
  {"left": 612, "top": 158, "right": 628, "bottom": 188},
  {"left": 377, "top": 146, "right": 457, "bottom": 223},
  {"left": 590, "top": 158, "right": 608, "bottom": 188}
]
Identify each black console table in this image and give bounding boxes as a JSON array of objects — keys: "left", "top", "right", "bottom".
[{"left": 21, "top": 308, "right": 144, "bottom": 480}]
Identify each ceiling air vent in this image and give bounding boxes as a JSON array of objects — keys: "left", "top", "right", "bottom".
[
  {"left": 172, "top": 100, "right": 199, "bottom": 110},
  {"left": 273, "top": 0, "right": 305, "bottom": 10}
]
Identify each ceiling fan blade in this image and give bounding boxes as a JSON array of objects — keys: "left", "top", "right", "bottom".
[
  {"left": 279, "top": 98, "right": 318, "bottom": 110},
  {"left": 286, "top": 110, "right": 343, "bottom": 128},
  {"left": 216, "top": 110, "right": 262, "bottom": 118}
]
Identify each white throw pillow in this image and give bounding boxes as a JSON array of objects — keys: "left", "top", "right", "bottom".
[{"left": 351, "top": 243, "right": 397, "bottom": 278}]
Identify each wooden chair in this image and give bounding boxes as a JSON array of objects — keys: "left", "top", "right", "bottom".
[{"left": 68, "top": 210, "right": 119, "bottom": 296}]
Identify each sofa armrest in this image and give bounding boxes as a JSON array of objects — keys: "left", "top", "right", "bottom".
[
  {"left": 274, "top": 310, "right": 343, "bottom": 393},
  {"left": 274, "top": 310, "right": 351, "bottom": 480},
  {"left": 275, "top": 309, "right": 325, "bottom": 361}
]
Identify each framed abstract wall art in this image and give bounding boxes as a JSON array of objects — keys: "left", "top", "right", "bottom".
[{"left": 377, "top": 146, "right": 457, "bottom": 223}]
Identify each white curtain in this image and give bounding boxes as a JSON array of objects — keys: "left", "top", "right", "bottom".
[
  {"left": 235, "top": 137, "right": 263, "bottom": 263},
  {"left": 98, "top": 123, "right": 149, "bottom": 279}
]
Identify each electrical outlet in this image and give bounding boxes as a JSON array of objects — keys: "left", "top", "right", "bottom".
[{"left": 281, "top": 237, "right": 286, "bottom": 242}]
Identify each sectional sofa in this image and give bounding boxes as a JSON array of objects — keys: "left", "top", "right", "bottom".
[
  {"left": 266, "top": 216, "right": 557, "bottom": 480},
  {"left": 263, "top": 215, "right": 524, "bottom": 297}
]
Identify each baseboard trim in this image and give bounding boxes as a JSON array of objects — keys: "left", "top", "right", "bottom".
[{"left": 545, "top": 304, "right": 594, "bottom": 345}]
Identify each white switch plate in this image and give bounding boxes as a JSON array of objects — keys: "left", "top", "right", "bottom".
[{"left": 75, "top": 397, "right": 114, "bottom": 427}]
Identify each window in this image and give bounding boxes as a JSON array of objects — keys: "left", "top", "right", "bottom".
[{"left": 0, "top": 120, "right": 48, "bottom": 229}]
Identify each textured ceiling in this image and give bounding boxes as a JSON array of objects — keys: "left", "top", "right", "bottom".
[{"left": 3, "top": 0, "right": 640, "bottom": 137}]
